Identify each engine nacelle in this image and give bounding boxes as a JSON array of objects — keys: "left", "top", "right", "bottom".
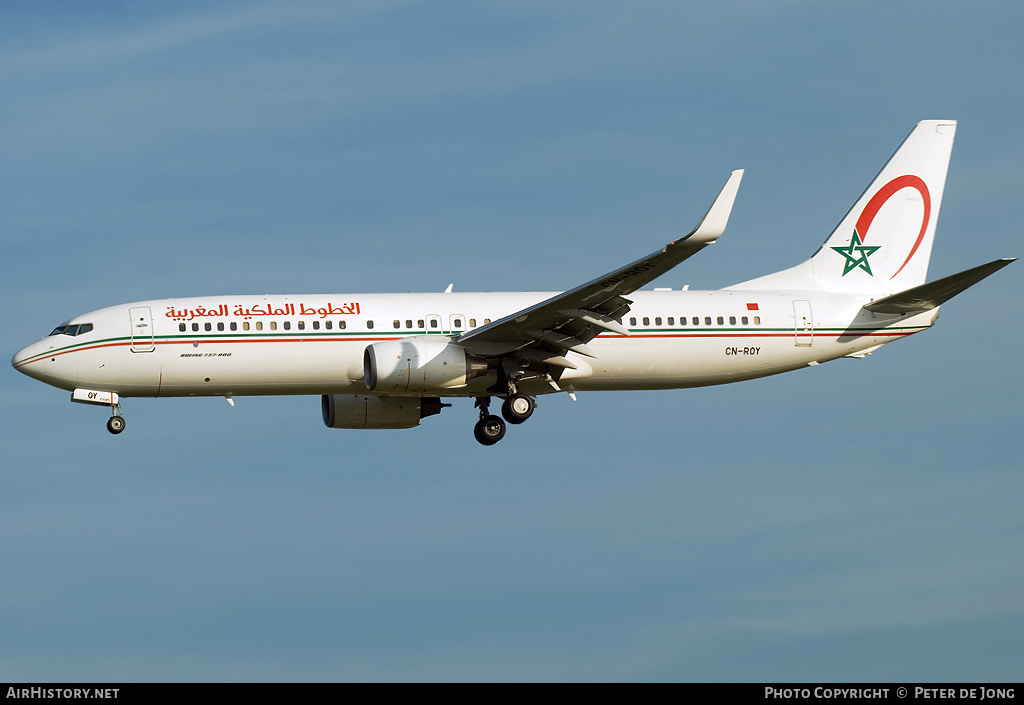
[
  {"left": 322, "top": 394, "right": 445, "bottom": 430},
  {"left": 363, "top": 339, "right": 488, "bottom": 394}
]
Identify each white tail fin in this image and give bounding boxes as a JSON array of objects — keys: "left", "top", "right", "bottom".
[{"left": 730, "top": 120, "right": 957, "bottom": 294}]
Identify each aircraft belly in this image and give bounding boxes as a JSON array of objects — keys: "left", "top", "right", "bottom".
[
  {"left": 154, "top": 340, "right": 363, "bottom": 396},
  {"left": 584, "top": 336, "right": 780, "bottom": 386},
  {"left": 570, "top": 334, "right": 854, "bottom": 391}
]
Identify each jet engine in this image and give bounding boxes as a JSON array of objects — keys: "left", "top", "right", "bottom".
[
  {"left": 322, "top": 394, "right": 445, "bottom": 430},
  {"left": 363, "top": 339, "right": 488, "bottom": 394}
]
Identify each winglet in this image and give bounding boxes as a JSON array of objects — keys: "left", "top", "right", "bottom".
[{"left": 684, "top": 169, "right": 744, "bottom": 246}]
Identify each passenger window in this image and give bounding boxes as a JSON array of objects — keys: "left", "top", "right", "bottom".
[
  {"left": 630, "top": 317, "right": 637, "bottom": 326},
  {"left": 729, "top": 316, "right": 736, "bottom": 325},
  {"left": 393, "top": 320, "right": 401, "bottom": 329},
  {"left": 243, "top": 322, "right": 250, "bottom": 331},
  {"left": 642, "top": 317, "right": 650, "bottom": 326},
  {"left": 217, "top": 322, "right": 225, "bottom": 331},
  {"left": 406, "top": 320, "right": 413, "bottom": 328},
  {"left": 454, "top": 318, "right": 462, "bottom": 328},
  {"left": 741, "top": 316, "right": 748, "bottom": 325},
  {"left": 255, "top": 321, "right": 263, "bottom": 331},
  {"left": 297, "top": 321, "right": 304, "bottom": 330},
  {"left": 705, "top": 317, "right": 712, "bottom": 326},
  {"left": 324, "top": 321, "right": 332, "bottom": 330},
  {"left": 429, "top": 319, "right": 437, "bottom": 329},
  {"left": 192, "top": 323, "right": 199, "bottom": 332},
  {"left": 204, "top": 323, "right": 212, "bottom": 332},
  {"left": 692, "top": 317, "right": 699, "bottom": 326},
  {"left": 717, "top": 316, "right": 724, "bottom": 325},
  {"left": 655, "top": 317, "right": 662, "bottom": 326},
  {"left": 270, "top": 321, "right": 277, "bottom": 331},
  {"left": 231, "top": 322, "right": 238, "bottom": 331},
  {"left": 469, "top": 318, "right": 476, "bottom": 327},
  {"left": 339, "top": 321, "right": 346, "bottom": 330},
  {"left": 367, "top": 320, "right": 374, "bottom": 330},
  {"left": 179, "top": 323, "right": 186, "bottom": 332},
  {"left": 667, "top": 317, "right": 674, "bottom": 325},
  {"left": 417, "top": 319, "right": 425, "bottom": 329},
  {"left": 754, "top": 316, "right": 761, "bottom": 325},
  {"left": 312, "top": 321, "right": 320, "bottom": 330},
  {"left": 283, "top": 321, "right": 290, "bottom": 331}
]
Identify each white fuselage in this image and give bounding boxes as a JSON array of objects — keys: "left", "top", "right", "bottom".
[{"left": 11, "top": 290, "right": 935, "bottom": 399}]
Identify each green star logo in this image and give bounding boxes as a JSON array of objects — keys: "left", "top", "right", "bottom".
[{"left": 831, "top": 230, "right": 881, "bottom": 276}]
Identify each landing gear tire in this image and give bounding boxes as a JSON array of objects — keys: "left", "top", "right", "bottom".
[
  {"left": 501, "top": 394, "right": 535, "bottom": 425},
  {"left": 107, "top": 416, "right": 126, "bottom": 435},
  {"left": 474, "top": 414, "right": 506, "bottom": 446}
]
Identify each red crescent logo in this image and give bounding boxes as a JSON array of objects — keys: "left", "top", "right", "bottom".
[{"left": 854, "top": 175, "right": 931, "bottom": 280}]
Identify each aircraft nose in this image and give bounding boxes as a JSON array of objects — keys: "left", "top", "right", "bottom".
[
  {"left": 12, "top": 339, "right": 56, "bottom": 382},
  {"left": 12, "top": 344, "right": 33, "bottom": 371}
]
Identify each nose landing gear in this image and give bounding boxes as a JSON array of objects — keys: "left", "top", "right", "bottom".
[
  {"left": 106, "top": 415, "right": 126, "bottom": 434},
  {"left": 106, "top": 401, "right": 126, "bottom": 435},
  {"left": 70, "top": 389, "right": 126, "bottom": 435}
]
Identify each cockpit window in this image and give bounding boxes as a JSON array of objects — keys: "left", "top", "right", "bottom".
[{"left": 49, "top": 323, "right": 93, "bottom": 337}]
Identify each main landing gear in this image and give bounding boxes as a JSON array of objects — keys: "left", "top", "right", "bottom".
[
  {"left": 473, "top": 393, "right": 535, "bottom": 445},
  {"left": 473, "top": 411, "right": 505, "bottom": 445},
  {"left": 501, "top": 393, "right": 535, "bottom": 425}
]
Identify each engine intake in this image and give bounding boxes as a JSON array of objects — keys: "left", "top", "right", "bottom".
[{"left": 363, "top": 339, "right": 488, "bottom": 394}]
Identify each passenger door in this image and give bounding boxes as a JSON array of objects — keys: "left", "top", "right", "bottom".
[{"left": 129, "top": 306, "right": 155, "bottom": 352}]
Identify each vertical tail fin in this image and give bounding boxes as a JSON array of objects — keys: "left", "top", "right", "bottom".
[{"left": 730, "top": 120, "right": 957, "bottom": 294}]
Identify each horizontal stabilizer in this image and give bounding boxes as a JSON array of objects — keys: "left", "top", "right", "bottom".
[{"left": 864, "top": 258, "right": 1015, "bottom": 314}]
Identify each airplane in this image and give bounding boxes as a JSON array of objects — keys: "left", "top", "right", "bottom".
[{"left": 11, "top": 120, "right": 1014, "bottom": 445}]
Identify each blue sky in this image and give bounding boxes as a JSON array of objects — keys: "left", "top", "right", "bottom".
[{"left": 2, "top": 1, "right": 1021, "bottom": 681}]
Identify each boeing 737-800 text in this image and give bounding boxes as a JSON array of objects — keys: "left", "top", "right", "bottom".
[{"left": 11, "top": 120, "right": 1013, "bottom": 444}]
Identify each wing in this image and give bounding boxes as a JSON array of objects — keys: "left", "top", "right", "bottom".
[{"left": 457, "top": 170, "right": 743, "bottom": 378}]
